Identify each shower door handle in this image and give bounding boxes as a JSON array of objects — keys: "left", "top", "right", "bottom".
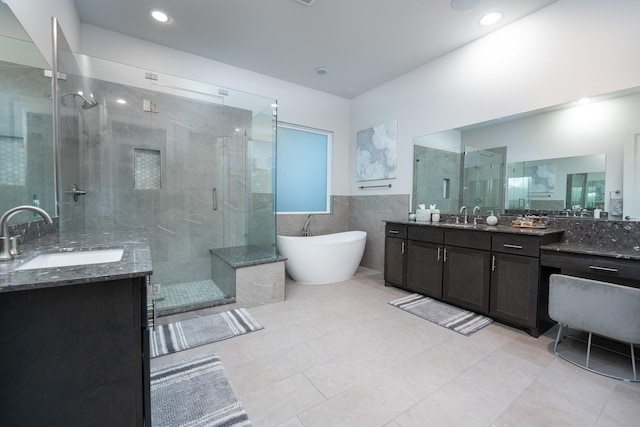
[{"left": 212, "top": 188, "right": 218, "bottom": 211}]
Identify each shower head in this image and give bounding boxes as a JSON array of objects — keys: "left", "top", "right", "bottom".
[
  {"left": 61, "top": 92, "right": 99, "bottom": 109},
  {"left": 81, "top": 99, "right": 99, "bottom": 109}
]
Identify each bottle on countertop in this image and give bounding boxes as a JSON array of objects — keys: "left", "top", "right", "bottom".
[{"left": 486, "top": 210, "right": 499, "bottom": 226}]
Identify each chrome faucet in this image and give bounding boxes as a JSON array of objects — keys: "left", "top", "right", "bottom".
[
  {"left": 459, "top": 206, "right": 468, "bottom": 224},
  {"left": 0, "top": 205, "right": 53, "bottom": 261},
  {"left": 302, "top": 214, "right": 316, "bottom": 236},
  {"left": 472, "top": 205, "right": 482, "bottom": 225}
]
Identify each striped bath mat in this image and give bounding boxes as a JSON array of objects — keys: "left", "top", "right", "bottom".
[
  {"left": 150, "top": 308, "right": 263, "bottom": 358},
  {"left": 389, "top": 293, "right": 492, "bottom": 336},
  {"left": 151, "top": 352, "right": 251, "bottom": 426}
]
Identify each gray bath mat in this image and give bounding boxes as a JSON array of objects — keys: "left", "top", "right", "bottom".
[
  {"left": 150, "top": 308, "right": 263, "bottom": 358},
  {"left": 151, "top": 352, "right": 251, "bottom": 426},
  {"left": 389, "top": 293, "right": 492, "bottom": 336}
]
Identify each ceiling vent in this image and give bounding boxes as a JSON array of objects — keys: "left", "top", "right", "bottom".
[{"left": 295, "top": 0, "right": 316, "bottom": 6}]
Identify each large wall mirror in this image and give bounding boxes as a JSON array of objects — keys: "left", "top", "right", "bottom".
[
  {"left": 0, "top": 3, "right": 55, "bottom": 224},
  {"left": 413, "top": 87, "right": 640, "bottom": 220}
]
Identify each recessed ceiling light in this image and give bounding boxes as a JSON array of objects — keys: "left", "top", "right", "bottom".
[
  {"left": 151, "top": 9, "right": 170, "bottom": 23},
  {"left": 315, "top": 67, "right": 328, "bottom": 75},
  {"left": 480, "top": 12, "right": 502, "bottom": 26},
  {"left": 116, "top": 99, "right": 127, "bottom": 105}
]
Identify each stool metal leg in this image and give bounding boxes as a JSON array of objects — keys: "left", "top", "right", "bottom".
[
  {"left": 586, "top": 332, "right": 593, "bottom": 369},
  {"left": 554, "top": 323, "right": 566, "bottom": 354},
  {"left": 631, "top": 344, "right": 637, "bottom": 382}
]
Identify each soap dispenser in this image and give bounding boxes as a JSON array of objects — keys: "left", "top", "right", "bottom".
[{"left": 486, "top": 210, "right": 498, "bottom": 226}]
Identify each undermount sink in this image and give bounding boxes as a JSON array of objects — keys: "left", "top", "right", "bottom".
[{"left": 15, "top": 248, "right": 125, "bottom": 271}]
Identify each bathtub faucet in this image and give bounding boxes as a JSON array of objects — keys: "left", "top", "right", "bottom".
[{"left": 302, "top": 214, "right": 316, "bottom": 236}]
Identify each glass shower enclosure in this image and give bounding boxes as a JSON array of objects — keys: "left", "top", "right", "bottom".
[{"left": 53, "top": 22, "right": 277, "bottom": 315}]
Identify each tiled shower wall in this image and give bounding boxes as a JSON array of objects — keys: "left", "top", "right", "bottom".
[
  {"left": 277, "top": 194, "right": 410, "bottom": 272},
  {"left": 57, "top": 72, "right": 272, "bottom": 286},
  {"left": 0, "top": 60, "right": 55, "bottom": 225}
]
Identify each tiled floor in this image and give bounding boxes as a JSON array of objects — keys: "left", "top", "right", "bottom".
[
  {"left": 151, "top": 268, "right": 640, "bottom": 427},
  {"left": 154, "top": 279, "right": 226, "bottom": 315}
]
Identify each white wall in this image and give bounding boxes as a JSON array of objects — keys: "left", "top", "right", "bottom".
[
  {"left": 5, "top": 0, "right": 80, "bottom": 64},
  {"left": 350, "top": 0, "right": 640, "bottom": 198}
]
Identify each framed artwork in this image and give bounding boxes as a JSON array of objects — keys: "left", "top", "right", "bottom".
[{"left": 356, "top": 120, "right": 397, "bottom": 181}]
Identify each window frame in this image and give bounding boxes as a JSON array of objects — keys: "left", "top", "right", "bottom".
[{"left": 276, "top": 122, "right": 332, "bottom": 214}]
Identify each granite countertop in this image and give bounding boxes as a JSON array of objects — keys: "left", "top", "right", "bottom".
[
  {"left": 384, "top": 219, "right": 565, "bottom": 236},
  {"left": 0, "top": 229, "right": 153, "bottom": 293},
  {"left": 540, "top": 241, "right": 640, "bottom": 261}
]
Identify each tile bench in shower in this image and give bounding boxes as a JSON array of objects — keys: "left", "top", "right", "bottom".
[{"left": 210, "top": 246, "right": 286, "bottom": 307}]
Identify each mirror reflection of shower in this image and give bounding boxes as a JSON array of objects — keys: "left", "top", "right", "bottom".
[{"left": 61, "top": 91, "right": 99, "bottom": 109}]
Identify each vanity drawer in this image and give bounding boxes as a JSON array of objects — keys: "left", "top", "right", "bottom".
[
  {"left": 492, "top": 234, "right": 540, "bottom": 257},
  {"left": 408, "top": 226, "right": 444, "bottom": 244},
  {"left": 541, "top": 250, "right": 640, "bottom": 286},
  {"left": 444, "top": 229, "right": 491, "bottom": 250},
  {"left": 385, "top": 224, "right": 407, "bottom": 239}
]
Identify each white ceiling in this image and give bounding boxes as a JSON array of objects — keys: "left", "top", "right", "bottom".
[{"left": 72, "top": 0, "right": 557, "bottom": 99}]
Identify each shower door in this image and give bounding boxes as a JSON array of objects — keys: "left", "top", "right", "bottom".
[
  {"left": 462, "top": 146, "right": 505, "bottom": 215},
  {"left": 144, "top": 79, "right": 235, "bottom": 314}
]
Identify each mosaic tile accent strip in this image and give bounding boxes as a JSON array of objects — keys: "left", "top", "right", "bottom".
[
  {"left": 0, "top": 136, "right": 26, "bottom": 185},
  {"left": 134, "top": 148, "right": 161, "bottom": 189}
]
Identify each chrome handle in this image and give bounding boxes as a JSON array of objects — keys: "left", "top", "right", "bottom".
[
  {"left": 65, "top": 184, "right": 87, "bottom": 202},
  {"left": 401, "top": 241, "right": 406, "bottom": 254},
  {"left": 503, "top": 244, "right": 523, "bottom": 249},
  {"left": 212, "top": 188, "right": 218, "bottom": 211},
  {"left": 492, "top": 255, "right": 496, "bottom": 272},
  {"left": 388, "top": 230, "right": 400, "bottom": 234},
  {"left": 437, "top": 247, "right": 441, "bottom": 262},
  {"left": 588, "top": 265, "right": 618, "bottom": 273},
  {"left": 443, "top": 248, "right": 448, "bottom": 262}
]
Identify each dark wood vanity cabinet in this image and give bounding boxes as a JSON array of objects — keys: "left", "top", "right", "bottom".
[
  {"left": 406, "top": 226, "right": 444, "bottom": 298},
  {"left": 0, "top": 277, "right": 151, "bottom": 426},
  {"left": 384, "top": 224, "right": 407, "bottom": 287},
  {"left": 442, "top": 229, "right": 492, "bottom": 315},
  {"left": 490, "top": 233, "right": 562, "bottom": 331},
  {"left": 384, "top": 221, "right": 563, "bottom": 336}
]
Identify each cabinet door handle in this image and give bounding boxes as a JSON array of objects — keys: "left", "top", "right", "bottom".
[
  {"left": 443, "top": 248, "right": 448, "bottom": 263},
  {"left": 388, "top": 230, "right": 400, "bottom": 234},
  {"left": 588, "top": 265, "right": 618, "bottom": 273},
  {"left": 401, "top": 241, "right": 406, "bottom": 254},
  {"left": 503, "top": 244, "right": 523, "bottom": 249},
  {"left": 492, "top": 255, "right": 496, "bottom": 272},
  {"left": 437, "top": 247, "right": 441, "bottom": 262}
]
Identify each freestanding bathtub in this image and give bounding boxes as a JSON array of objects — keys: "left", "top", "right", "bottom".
[{"left": 276, "top": 231, "right": 367, "bottom": 285}]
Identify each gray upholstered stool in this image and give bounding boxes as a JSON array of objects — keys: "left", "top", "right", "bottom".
[{"left": 549, "top": 274, "right": 640, "bottom": 382}]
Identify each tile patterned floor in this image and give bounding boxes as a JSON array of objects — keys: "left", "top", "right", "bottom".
[
  {"left": 154, "top": 279, "right": 226, "bottom": 314},
  {"left": 151, "top": 268, "right": 640, "bottom": 427}
]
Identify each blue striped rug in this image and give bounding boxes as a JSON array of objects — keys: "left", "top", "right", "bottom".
[
  {"left": 150, "top": 308, "right": 263, "bottom": 358},
  {"left": 151, "top": 353, "right": 251, "bottom": 427},
  {"left": 389, "top": 293, "right": 493, "bottom": 336}
]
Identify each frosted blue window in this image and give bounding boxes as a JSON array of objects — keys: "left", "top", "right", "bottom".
[{"left": 276, "top": 124, "right": 331, "bottom": 213}]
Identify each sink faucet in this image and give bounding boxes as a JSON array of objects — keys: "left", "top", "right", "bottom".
[
  {"left": 0, "top": 205, "right": 53, "bottom": 261},
  {"left": 302, "top": 214, "right": 316, "bottom": 236},
  {"left": 472, "top": 205, "right": 482, "bottom": 225},
  {"left": 459, "top": 206, "right": 468, "bottom": 224}
]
